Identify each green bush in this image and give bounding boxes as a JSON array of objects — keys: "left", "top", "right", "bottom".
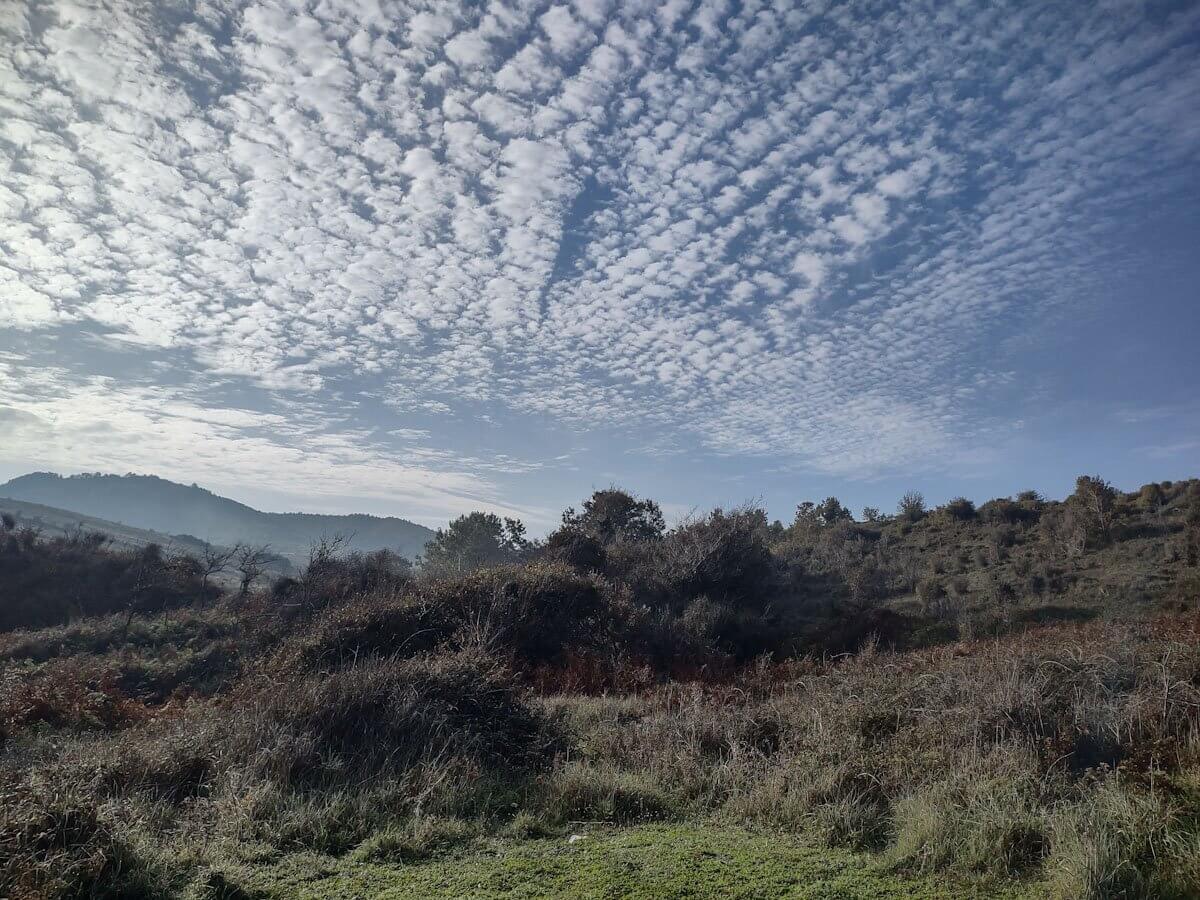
[
  {"left": 942, "top": 497, "right": 977, "bottom": 521},
  {"left": 897, "top": 491, "right": 927, "bottom": 522}
]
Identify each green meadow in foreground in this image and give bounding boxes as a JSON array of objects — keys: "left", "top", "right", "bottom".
[{"left": 228, "top": 825, "right": 1026, "bottom": 899}]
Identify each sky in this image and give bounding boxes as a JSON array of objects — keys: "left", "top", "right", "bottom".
[{"left": 1, "top": 0, "right": 1199, "bottom": 532}]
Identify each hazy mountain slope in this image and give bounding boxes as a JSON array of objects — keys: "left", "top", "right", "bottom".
[
  {"left": 0, "top": 473, "right": 435, "bottom": 563},
  {"left": 0, "top": 497, "right": 225, "bottom": 557},
  {"left": 0, "top": 497, "right": 295, "bottom": 580}
]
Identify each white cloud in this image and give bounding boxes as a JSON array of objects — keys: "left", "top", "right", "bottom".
[{"left": 539, "top": 5, "right": 592, "bottom": 57}]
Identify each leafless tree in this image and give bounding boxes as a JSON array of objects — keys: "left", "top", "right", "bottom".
[
  {"left": 199, "top": 543, "right": 238, "bottom": 590},
  {"left": 307, "top": 533, "right": 351, "bottom": 572},
  {"left": 120, "top": 543, "right": 172, "bottom": 640},
  {"left": 234, "top": 543, "right": 272, "bottom": 600}
]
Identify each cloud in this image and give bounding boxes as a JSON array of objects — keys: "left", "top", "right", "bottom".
[
  {"left": 1, "top": 0, "right": 1198, "bottom": 520},
  {"left": 0, "top": 356, "right": 539, "bottom": 526},
  {"left": 539, "top": 5, "right": 593, "bottom": 58}
]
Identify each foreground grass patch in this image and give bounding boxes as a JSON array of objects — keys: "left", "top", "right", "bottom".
[{"left": 241, "top": 824, "right": 1029, "bottom": 899}]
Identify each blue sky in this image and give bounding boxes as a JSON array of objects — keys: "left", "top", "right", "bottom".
[{"left": 1, "top": 0, "right": 1198, "bottom": 531}]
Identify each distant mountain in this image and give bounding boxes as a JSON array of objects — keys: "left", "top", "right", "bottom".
[
  {"left": 0, "top": 472, "right": 436, "bottom": 564},
  {"left": 0, "top": 497, "right": 295, "bottom": 580}
]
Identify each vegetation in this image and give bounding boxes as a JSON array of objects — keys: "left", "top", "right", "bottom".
[
  {"left": 1, "top": 477, "right": 1198, "bottom": 898},
  {"left": 239, "top": 824, "right": 1016, "bottom": 898}
]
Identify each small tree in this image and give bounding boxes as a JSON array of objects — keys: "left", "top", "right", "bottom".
[
  {"left": 1138, "top": 482, "right": 1165, "bottom": 510},
  {"left": 891, "top": 545, "right": 924, "bottom": 593},
  {"left": 861, "top": 506, "right": 882, "bottom": 524},
  {"left": 420, "top": 512, "right": 526, "bottom": 578},
  {"left": 897, "top": 491, "right": 927, "bottom": 522},
  {"left": 1188, "top": 494, "right": 1200, "bottom": 529},
  {"left": 847, "top": 557, "right": 888, "bottom": 605},
  {"left": 234, "top": 543, "right": 272, "bottom": 599},
  {"left": 794, "top": 501, "right": 820, "bottom": 529},
  {"left": 1138, "top": 482, "right": 1168, "bottom": 535},
  {"left": 1072, "top": 475, "right": 1118, "bottom": 543},
  {"left": 120, "top": 543, "right": 175, "bottom": 638},
  {"left": 816, "top": 496, "right": 852, "bottom": 526},
  {"left": 794, "top": 497, "right": 852, "bottom": 529},
  {"left": 561, "top": 488, "right": 665, "bottom": 545},
  {"left": 198, "top": 543, "right": 237, "bottom": 590},
  {"left": 503, "top": 517, "right": 529, "bottom": 552}
]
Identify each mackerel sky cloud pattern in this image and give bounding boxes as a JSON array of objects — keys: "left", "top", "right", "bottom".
[{"left": 1, "top": 0, "right": 1199, "bottom": 523}]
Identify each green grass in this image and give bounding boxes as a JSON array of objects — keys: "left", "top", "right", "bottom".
[{"left": 233, "top": 824, "right": 1033, "bottom": 899}]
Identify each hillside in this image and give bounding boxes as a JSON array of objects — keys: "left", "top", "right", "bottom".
[
  {"left": 0, "top": 472, "right": 434, "bottom": 564},
  {"left": 0, "top": 498, "right": 294, "bottom": 580}
]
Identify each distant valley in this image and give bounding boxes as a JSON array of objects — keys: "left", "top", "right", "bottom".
[{"left": 0, "top": 472, "right": 435, "bottom": 565}]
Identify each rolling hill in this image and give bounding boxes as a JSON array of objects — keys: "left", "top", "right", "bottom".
[
  {"left": 0, "top": 472, "right": 435, "bottom": 564},
  {"left": 0, "top": 497, "right": 296, "bottom": 580}
]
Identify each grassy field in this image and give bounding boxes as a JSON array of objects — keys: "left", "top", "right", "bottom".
[{"left": 230, "top": 825, "right": 1027, "bottom": 899}]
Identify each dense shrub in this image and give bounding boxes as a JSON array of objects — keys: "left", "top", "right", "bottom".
[
  {"left": 426, "top": 564, "right": 613, "bottom": 664},
  {"left": 979, "top": 497, "right": 1039, "bottom": 526},
  {"left": 303, "top": 545, "right": 411, "bottom": 603},
  {"left": 0, "top": 526, "right": 216, "bottom": 632},
  {"left": 942, "top": 497, "right": 977, "bottom": 521},
  {"left": 275, "top": 593, "right": 455, "bottom": 671},
  {"left": 254, "top": 651, "right": 544, "bottom": 780},
  {"left": 283, "top": 564, "right": 615, "bottom": 672},
  {"left": 653, "top": 508, "right": 779, "bottom": 610},
  {"left": 539, "top": 525, "right": 606, "bottom": 572}
]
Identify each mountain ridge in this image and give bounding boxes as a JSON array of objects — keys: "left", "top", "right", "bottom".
[{"left": 0, "top": 472, "right": 436, "bottom": 564}]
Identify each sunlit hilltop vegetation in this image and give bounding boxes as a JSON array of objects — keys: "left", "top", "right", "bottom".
[{"left": 1, "top": 476, "right": 1198, "bottom": 898}]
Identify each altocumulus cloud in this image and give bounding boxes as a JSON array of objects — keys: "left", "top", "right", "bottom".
[{"left": 1, "top": 0, "right": 1198, "bottom": 519}]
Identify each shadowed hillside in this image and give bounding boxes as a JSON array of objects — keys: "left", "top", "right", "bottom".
[{"left": 0, "top": 472, "right": 434, "bottom": 565}]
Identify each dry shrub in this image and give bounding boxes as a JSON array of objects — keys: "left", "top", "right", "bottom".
[
  {"left": 0, "top": 650, "right": 546, "bottom": 895},
  {"left": 537, "top": 763, "right": 673, "bottom": 825},
  {"left": 1047, "top": 780, "right": 1181, "bottom": 900},
  {"left": 277, "top": 593, "right": 455, "bottom": 671},
  {"left": 538, "top": 619, "right": 1200, "bottom": 892},
  {"left": 0, "top": 661, "right": 147, "bottom": 741},
  {"left": 0, "top": 780, "right": 161, "bottom": 899},
  {"left": 527, "top": 649, "right": 657, "bottom": 695},
  {"left": 888, "top": 750, "right": 1049, "bottom": 876}
]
